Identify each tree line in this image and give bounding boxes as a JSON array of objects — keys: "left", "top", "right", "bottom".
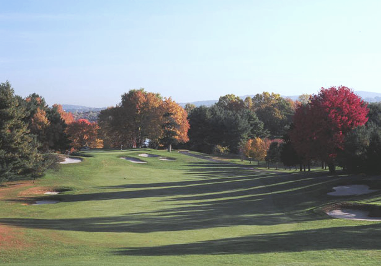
[
  {"left": 0, "top": 82, "right": 103, "bottom": 181},
  {"left": 2, "top": 80, "right": 381, "bottom": 181},
  {"left": 185, "top": 92, "right": 295, "bottom": 154},
  {"left": 236, "top": 87, "right": 381, "bottom": 174}
]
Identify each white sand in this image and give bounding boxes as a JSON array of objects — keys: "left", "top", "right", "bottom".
[
  {"left": 44, "top": 192, "right": 59, "bottom": 195},
  {"left": 138, "top": 153, "right": 159, "bottom": 157},
  {"left": 328, "top": 185, "right": 377, "bottom": 196},
  {"left": 33, "top": 200, "right": 59, "bottom": 205},
  {"left": 60, "top": 158, "right": 82, "bottom": 164},
  {"left": 159, "top": 157, "right": 176, "bottom": 161},
  {"left": 121, "top": 157, "right": 147, "bottom": 164},
  {"left": 327, "top": 208, "right": 381, "bottom": 221}
]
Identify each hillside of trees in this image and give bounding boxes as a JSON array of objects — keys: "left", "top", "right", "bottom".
[{"left": 2, "top": 81, "right": 381, "bottom": 182}]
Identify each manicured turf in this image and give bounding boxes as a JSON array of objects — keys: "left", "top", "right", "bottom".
[{"left": 1, "top": 149, "right": 381, "bottom": 265}]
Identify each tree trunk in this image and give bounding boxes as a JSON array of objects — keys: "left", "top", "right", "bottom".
[
  {"left": 328, "top": 163, "right": 335, "bottom": 173},
  {"left": 300, "top": 164, "right": 303, "bottom": 172},
  {"left": 168, "top": 144, "right": 172, "bottom": 152}
]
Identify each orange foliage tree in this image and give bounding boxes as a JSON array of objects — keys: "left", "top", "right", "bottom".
[
  {"left": 242, "top": 137, "right": 271, "bottom": 164},
  {"left": 98, "top": 89, "right": 190, "bottom": 150},
  {"left": 52, "top": 104, "right": 75, "bottom": 124},
  {"left": 119, "top": 89, "right": 164, "bottom": 147},
  {"left": 66, "top": 119, "right": 103, "bottom": 150},
  {"left": 160, "top": 97, "right": 190, "bottom": 151}
]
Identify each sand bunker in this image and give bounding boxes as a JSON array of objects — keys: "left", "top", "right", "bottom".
[
  {"left": 328, "top": 185, "right": 377, "bottom": 196},
  {"left": 121, "top": 157, "right": 147, "bottom": 164},
  {"left": 44, "top": 192, "right": 59, "bottom": 195},
  {"left": 327, "top": 208, "right": 381, "bottom": 221},
  {"left": 138, "top": 153, "right": 159, "bottom": 158},
  {"left": 159, "top": 157, "right": 176, "bottom": 161},
  {"left": 60, "top": 158, "right": 82, "bottom": 164},
  {"left": 33, "top": 200, "right": 59, "bottom": 205}
]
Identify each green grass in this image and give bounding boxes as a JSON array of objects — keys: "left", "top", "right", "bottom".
[{"left": 1, "top": 149, "right": 381, "bottom": 265}]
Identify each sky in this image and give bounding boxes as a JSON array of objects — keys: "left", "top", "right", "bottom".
[{"left": 1, "top": 0, "right": 381, "bottom": 107}]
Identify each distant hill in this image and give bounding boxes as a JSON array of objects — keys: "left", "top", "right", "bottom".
[
  {"left": 180, "top": 91, "right": 381, "bottom": 107},
  {"left": 62, "top": 91, "right": 381, "bottom": 112},
  {"left": 355, "top": 91, "right": 381, "bottom": 103},
  {"left": 286, "top": 91, "right": 381, "bottom": 103},
  {"left": 62, "top": 105, "right": 106, "bottom": 113}
]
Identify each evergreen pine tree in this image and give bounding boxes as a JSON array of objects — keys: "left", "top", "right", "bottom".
[{"left": 0, "top": 82, "right": 43, "bottom": 181}]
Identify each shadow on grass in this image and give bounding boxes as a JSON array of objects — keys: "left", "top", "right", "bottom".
[
  {"left": 3, "top": 161, "right": 343, "bottom": 234},
  {"left": 2, "top": 155, "right": 380, "bottom": 256},
  {"left": 112, "top": 224, "right": 381, "bottom": 255}
]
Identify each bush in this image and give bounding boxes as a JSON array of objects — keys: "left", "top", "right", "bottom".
[{"left": 213, "top": 145, "right": 230, "bottom": 155}]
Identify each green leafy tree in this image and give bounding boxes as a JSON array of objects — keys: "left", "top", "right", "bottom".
[
  {"left": 98, "top": 107, "right": 126, "bottom": 148},
  {"left": 280, "top": 132, "right": 300, "bottom": 168},
  {"left": 184, "top": 103, "right": 196, "bottom": 114},
  {"left": 46, "top": 105, "right": 71, "bottom": 152},
  {"left": 216, "top": 94, "right": 245, "bottom": 111},
  {"left": 187, "top": 106, "right": 214, "bottom": 153},
  {"left": 252, "top": 92, "right": 294, "bottom": 138},
  {"left": 367, "top": 102, "right": 381, "bottom": 127},
  {"left": 0, "top": 82, "right": 44, "bottom": 180},
  {"left": 266, "top": 141, "right": 282, "bottom": 169},
  {"left": 188, "top": 104, "right": 265, "bottom": 154}
]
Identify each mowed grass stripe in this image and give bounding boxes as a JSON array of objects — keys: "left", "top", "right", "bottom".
[{"left": 1, "top": 149, "right": 381, "bottom": 265}]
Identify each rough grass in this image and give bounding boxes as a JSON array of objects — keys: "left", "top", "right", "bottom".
[{"left": 1, "top": 149, "right": 381, "bottom": 265}]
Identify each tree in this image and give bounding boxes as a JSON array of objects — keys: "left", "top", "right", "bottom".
[
  {"left": 297, "top": 94, "right": 311, "bottom": 105},
  {"left": 290, "top": 86, "right": 369, "bottom": 173},
  {"left": 187, "top": 103, "right": 265, "bottom": 154},
  {"left": 242, "top": 137, "right": 270, "bottom": 164},
  {"left": 53, "top": 104, "right": 75, "bottom": 124},
  {"left": 24, "top": 94, "right": 51, "bottom": 151},
  {"left": 119, "top": 89, "right": 164, "bottom": 147},
  {"left": 187, "top": 106, "right": 214, "bottom": 153},
  {"left": 22, "top": 95, "right": 70, "bottom": 152},
  {"left": 160, "top": 98, "right": 190, "bottom": 152},
  {"left": 252, "top": 92, "right": 294, "bottom": 138},
  {"left": 208, "top": 105, "right": 265, "bottom": 153},
  {"left": 216, "top": 94, "right": 245, "bottom": 112},
  {"left": 266, "top": 141, "right": 282, "bottom": 169},
  {"left": 98, "top": 107, "right": 126, "bottom": 148},
  {"left": 0, "top": 82, "right": 44, "bottom": 180},
  {"left": 280, "top": 132, "right": 300, "bottom": 169},
  {"left": 367, "top": 102, "right": 381, "bottom": 127},
  {"left": 337, "top": 125, "right": 370, "bottom": 173},
  {"left": 366, "top": 128, "right": 381, "bottom": 174},
  {"left": 184, "top": 103, "right": 196, "bottom": 114},
  {"left": 46, "top": 105, "right": 71, "bottom": 152},
  {"left": 98, "top": 89, "right": 189, "bottom": 150},
  {"left": 244, "top": 96, "right": 253, "bottom": 109},
  {"left": 66, "top": 119, "right": 103, "bottom": 150}
]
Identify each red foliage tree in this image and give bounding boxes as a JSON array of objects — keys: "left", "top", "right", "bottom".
[{"left": 290, "top": 86, "right": 368, "bottom": 172}]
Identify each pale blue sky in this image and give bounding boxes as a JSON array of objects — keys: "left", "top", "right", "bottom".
[{"left": 1, "top": 0, "right": 381, "bottom": 107}]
